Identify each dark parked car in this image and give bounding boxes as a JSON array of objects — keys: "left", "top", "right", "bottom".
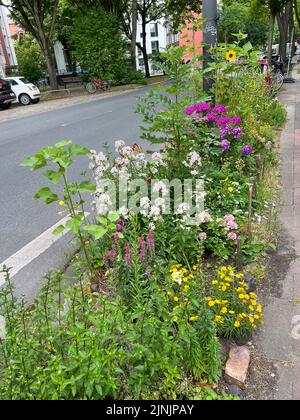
[{"left": 0, "top": 78, "right": 16, "bottom": 110}]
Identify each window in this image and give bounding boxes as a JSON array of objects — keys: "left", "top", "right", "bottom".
[
  {"left": 150, "top": 23, "right": 158, "bottom": 38},
  {"left": 139, "top": 59, "right": 144, "bottom": 69},
  {"left": 151, "top": 41, "right": 159, "bottom": 53},
  {"left": 19, "top": 77, "right": 31, "bottom": 84},
  {"left": 5, "top": 79, "right": 18, "bottom": 86}
]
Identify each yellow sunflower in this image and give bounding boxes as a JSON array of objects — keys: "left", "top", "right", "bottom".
[{"left": 226, "top": 50, "right": 237, "bottom": 62}]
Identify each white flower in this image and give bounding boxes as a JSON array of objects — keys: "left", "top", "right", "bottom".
[
  {"left": 140, "top": 197, "right": 151, "bottom": 217},
  {"left": 119, "top": 206, "right": 129, "bottom": 219},
  {"left": 95, "top": 193, "right": 112, "bottom": 216},
  {"left": 176, "top": 203, "right": 190, "bottom": 215},
  {"left": 115, "top": 140, "right": 125, "bottom": 153},
  {"left": 152, "top": 152, "right": 167, "bottom": 167},
  {"left": 197, "top": 211, "right": 213, "bottom": 224},
  {"left": 152, "top": 181, "right": 168, "bottom": 195}
]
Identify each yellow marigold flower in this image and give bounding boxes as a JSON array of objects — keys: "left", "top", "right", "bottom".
[
  {"left": 221, "top": 286, "right": 227, "bottom": 292},
  {"left": 215, "top": 299, "right": 222, "bottom": 305},
  {"left": 221, "top": 307, "right": 228, "bottom": 314},
  {"left": 208, "top": 300, "right": 216, "bottom": 307},
  {"left": 221, "top": 266, "right": 228, "bottom": 272},
  {"left": 215, "top": 315, "right": 224, "bottom": 324},
  {"left": 190, "top": 316, "right": 198, "bottom": 322},
  {"left": 250, "top": 300, "right": 257, "bottom": 306},
  {"left": 183, "top": 277, "right": 189, "bottom": 283},
  {"left": 228, "top": 187, "right": 234, "bottom": 193},
  {"left": 244, "top": 294, "right": 250, "bottom": 300},
  {"left": 225, "top": 276, "right": 233, "bottom": 282},
  {"left": 229, "top": 310, "right": 235, "bottom": 315},
  {"left": 241, "top": 313, "right": 247, "bottom": 318},
  {"left": 172, "top": 316, "right": 178, "bottom": 322},
  {"left": 234, "top": 321, "right": 241, "bottom": 328},
  {"left": 226, "top": 50, "right": 237, "bottom": 61},
  {"left": 236, "top": 273, "right": 244, "bottom": 279},
  {"left": 239, "top": 294, "right": 245, "bottom": 300},
  {"left": 254, "top": 315, "right": 260, "bottom": 320},
  {"left": 222, "top": 300, "right": 229, "bottom": 304},
  {"left": 173, "top": 296, "right": 179, "bottom": 302},
  {"left": 59, "top": 201, "right": 65, "bottom": 206},
  {"left": 249, "top": 305, "right": 255, "bottom": 311},
  {"left": 236, "top": 287, "right": 244, "bottom": 293},
  {"left": 167, "top": 291, "right": 172, "bottom": 296},
  {"left": 192, "top": 265, "right": 198, "bottom": 271},
  {"left": 256, "top": 305, "right": 262, "bottom": 313},
  {"left": 250, "top": 292, "right": 257, "bottom": 298},
  {"left": 249, "top": 317, "right": 255, "bottom": 324},
  {"left": 183, "top": 285, "right": 190, "bottom": 292},
  {"left": 212, "top": 280, "right": 218, "bottom": 285}
]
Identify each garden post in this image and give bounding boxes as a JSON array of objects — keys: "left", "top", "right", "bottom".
[{"left": 203, "top": 0, "right": 218, "bottom": 93}]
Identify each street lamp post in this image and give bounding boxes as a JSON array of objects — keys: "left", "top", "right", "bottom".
[{"left": 202, "top": 0, "right": 218, "bottom": 93}]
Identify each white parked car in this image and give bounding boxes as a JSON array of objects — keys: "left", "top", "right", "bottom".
[{"left": 3, "top": 77, "right": 41, "bottom": 106}]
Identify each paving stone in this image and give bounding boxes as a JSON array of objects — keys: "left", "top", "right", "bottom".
[{"left": 225, "top": 346, "right": 251, "bottom": 389}]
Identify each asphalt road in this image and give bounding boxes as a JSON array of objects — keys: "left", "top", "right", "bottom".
[{"left": 0, "top": 86, "right": 152, "bottom": 297}]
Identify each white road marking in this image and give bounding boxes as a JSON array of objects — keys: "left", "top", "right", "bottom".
[{"left": 0, "top": 213, "right": 88, "bottom": 287}]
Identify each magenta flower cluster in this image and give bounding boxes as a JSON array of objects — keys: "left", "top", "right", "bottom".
[{"left": 185, "top": 102, "right": 253, "bottom": 156}]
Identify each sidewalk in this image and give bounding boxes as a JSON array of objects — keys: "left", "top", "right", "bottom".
[{"left": 256, "top": 80, "right": 300, "bottom": 400}]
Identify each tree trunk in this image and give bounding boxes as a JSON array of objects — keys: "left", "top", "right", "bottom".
[
  {"left": 267, "top": 12, "right": 275, "bottom": 66},
  {"left": 277, "top": 1, "right": 293, "bottom": 70},
  {"left": 141, "top": 13, "right": 150, "bottom": 78},
  {"left": 44, "top": 43, "right": 58, "bottom": 89},
  {"left": 131, "top": 0, "right": 138, "bottom": 70},
  {"left": 295, "top": 0, "right": 300, "bottom": 29}
]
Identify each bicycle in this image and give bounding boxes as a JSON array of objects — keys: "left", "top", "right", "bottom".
[
  {"left": 265, "top": 69, "right": 284, "bottom": 96},
  {"left": 85, "top": 79, "right": 111, "bottom": 94}
]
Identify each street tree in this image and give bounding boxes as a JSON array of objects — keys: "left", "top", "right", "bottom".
[{"left": 0, "top": 0, "right": 61, "bottom": 89}]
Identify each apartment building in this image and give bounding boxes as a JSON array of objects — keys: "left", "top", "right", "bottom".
[
  {"left": 136, "top": 16, "right": 203, "bottom": 75},
  {"left": 0, "top": 5, "right": 17, "bottom": 77}
]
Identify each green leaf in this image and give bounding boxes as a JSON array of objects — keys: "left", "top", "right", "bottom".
[
  {"left": 69, "top": 144, "right": 90, "bottom": 156},
  {"left": 108, "top": 211, "right": 120, "bottom": 223},
  {"left": 53, "top": 157, "right": 73, "bottom": 169},
  {"left": 55, "top": 140, "right": 72, "bottom": 149},
  {"left": 96, "top": 216, "right": 108, "bottom": 226},
  {"left": 20, "top": 156, "right": 39, "bottom": 167},
  {"left": 77, "top": 180, "right": 96, "bottom": 193},
  {"left": 34, "top": 187, "right": 58, "bottom": 205},
  {"left": 66, "top": 216, "right": 83, "bottom": 234},
  {"left": 83, "top": 225, "right": 107, "bottom": 240},
  {"left": 44, "top": 169, "right": 63, "bottom": 186},
  {"left": 52, "top": 225, "right": 65, "bottom": 235}
]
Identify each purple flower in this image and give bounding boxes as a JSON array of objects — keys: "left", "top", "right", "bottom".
[
  {"left": 114, "top": 233, "right": 120, "bottom": 243},
  {"left": 220, "top": 125, "right": 230, "bottom": 140},
  {"left": 195, "top": 102, "right": 211, "bottom": 113},
  {"left": 216, "top": 115, "right": 231, "bottom": 127},
  {"left": 185, "top": 102, "right": 211, "bottom": 115},
  {"left": 231, "top": 127, "right": 243, "bottom": 140},
  {"left": 147, "top": 229, "right": 155, "bottom": 258},
  {"left": 230, "top": 116, "right": 242, "bottom": 125},
  {"left": 146, "top": 266, "right": 152, "bottom": 280},
  {"left": 228, "top": 232, "right": 238, "bottom": 241},
  {"left": 185, "top": 105, "right": 197, "bottom": 115},
  {"left": 242, "top": 145, "right": 253, "bottom": 156},
  {"left": 139, "top": 237, "right": 147, "bottom": 263},
  {"left": 199, "top": 232, "right": 207, "bottom": 241},
  {"left": 116, "top": 220, "right": 124, "bottom": 233},
  {"left": 205, "top": 112, "right": 217, "bottom": 123},
  {"left": 213, "top": 104, "right": 227, "bottom": 114},
  {"left": 108, "top": 248, "right": 116, "bottom": 261},
  {"left": 221, "top": 140, "right": 231, "bottom": 152},
  {"left": 125, "top": 242, "right": 132, "bottom": 267}
]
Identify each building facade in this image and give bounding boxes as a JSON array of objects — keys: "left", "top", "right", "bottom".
[
  {"left": 0, "top": 5, "right": 17, "bottom": 77},
  {"left": 136, "top": 16, "right": 203, "bottom": 75}
]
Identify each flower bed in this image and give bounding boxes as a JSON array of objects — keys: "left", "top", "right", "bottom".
[{"left": 0, "top": 35, "right": 286, "bottom": 400}]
